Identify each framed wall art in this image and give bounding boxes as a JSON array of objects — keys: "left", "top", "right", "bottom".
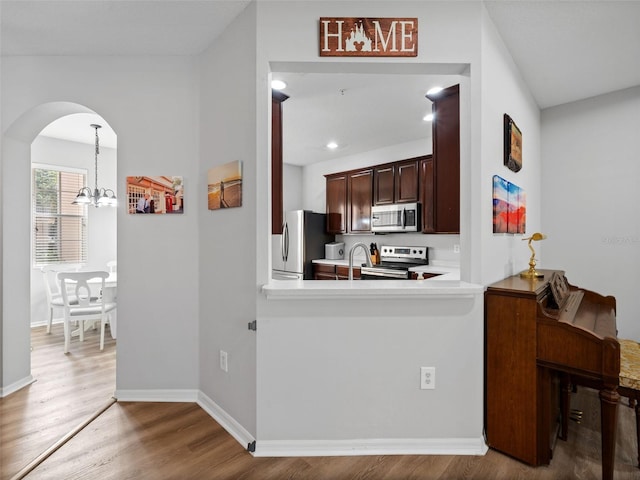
[
  {"left": 126, "top": 176, "right": 184, "bottom": 214},
  {"left": 208, "top": 160, "right": 242, "bottom": 210},
  {"left": 492, "top": 175, "right": 526, "bottom": 234},
  {"left": 503, "top": 114, "right": 522, "bottom": 173}
]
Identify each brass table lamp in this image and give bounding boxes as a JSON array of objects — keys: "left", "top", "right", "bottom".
[{"left": 520, "top": 232, "right": 547, "bottom": 278}]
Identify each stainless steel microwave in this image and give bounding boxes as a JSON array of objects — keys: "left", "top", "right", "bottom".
[{"left": 371, "top": 203, "right": 420, "bottom": 233}]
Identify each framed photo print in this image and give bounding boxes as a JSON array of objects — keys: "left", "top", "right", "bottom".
[
  {"left": 208, "top": 160, "right": 243, "bottom": 210},
  {"left": 504, "top": 114, "right": 522, "bottom": 173},
  {"left": 126, "top": 176, "right": 184, "bottom": 214}
]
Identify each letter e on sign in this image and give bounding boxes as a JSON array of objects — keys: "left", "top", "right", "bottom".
[{"left": 319, "top": 17, "right": 418, "bottom": 57}]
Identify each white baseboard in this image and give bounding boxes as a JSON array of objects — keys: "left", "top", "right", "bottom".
[
  {"left": 197, "top": 391, "right": 256, "bottom": 451},
  {"left": 30, "top": 319, "right": 61, "bottom": 328},
  {"left": 114, "top": 389, "right": 199, "bottom": 403},
  {"left": 253, "top": 437, "right": 488, "bottom": 458},
  {"left": 109, "top": 390, "right": 488, "bottom": 460},
  {"left": 1, "top": 374, "right": 35, "bottom": 398}
]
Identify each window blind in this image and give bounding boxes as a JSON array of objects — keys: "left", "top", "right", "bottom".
[{"left": 32, "top": 167, "right": 88, "bottom": 266}]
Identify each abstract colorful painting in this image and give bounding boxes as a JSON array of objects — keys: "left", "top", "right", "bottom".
[
  {"left": 208, "top": 160, "right": 242, "bottom": 210},
  {"left": 493, "top": 175, "right": 526, "bottom": 234}
]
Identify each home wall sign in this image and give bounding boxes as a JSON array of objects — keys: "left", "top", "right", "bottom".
[{"left": 319, "top": 17, "right": 418, "bottom": 57}]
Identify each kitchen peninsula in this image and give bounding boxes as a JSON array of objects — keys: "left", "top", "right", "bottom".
[
  {"left": 258, "top": 273, "right": 485, "bottom": 456},
  {"left": 259, "top": 75, "right": 482, "bottom": 457}
]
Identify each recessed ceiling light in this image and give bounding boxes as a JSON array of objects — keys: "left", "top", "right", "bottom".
[
  {"left": 426, "top": 86, "right": 443, "bottom": 96},
  {"left": 271, "top": 79, "right": 287, "bottom": 90},
  {"left": 423, "top": 113, "right": 434, "bottom": 122},
  {"left": 326, "top": 141, "right": 338, "bottom": 149}
]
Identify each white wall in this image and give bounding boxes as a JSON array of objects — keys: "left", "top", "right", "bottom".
[
  {"left": 198, "top": 3, "right": 258, "bottom": 437},
  {"left": 283, "top": 163, "right": 303, "bottom": 213},
  {"left": 476, "top": 7, "right": 542, "bottom": 286},
  {"left": 0, "top": 47, "right": 3, "bottom": 391},
  {"left": 2, "top": 56, "right": 200, "bottom": 394},
  {"left": 30, "top": 136, "right": 117, "bottom": 326},
  {"left": 541, "top": 86, "right": 640, "bottom": 340},
  {"left": 254, "top": 0, "right": 492, "bottom": 450},
  {"left": 256, "top": 294, "right": 485, "bottom": 455}
]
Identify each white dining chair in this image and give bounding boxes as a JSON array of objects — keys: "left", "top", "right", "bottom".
[
  {"left": 41, "top": 264, "right": 83, "bottom": 334},
  {"left": 41, "top": 266, "right": 64, "bottom": 334},
  {"left": 58, "top": 271, "right": 117, "bottom": 353}
]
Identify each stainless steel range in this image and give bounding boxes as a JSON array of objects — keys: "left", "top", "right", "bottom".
[{"left": 360, "top": 245, "right": 428, "bottom": 279}]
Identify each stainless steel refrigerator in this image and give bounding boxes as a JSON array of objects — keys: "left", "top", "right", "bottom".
[{"left": 272, "top": 210, "right": 334, "bottom": 280}]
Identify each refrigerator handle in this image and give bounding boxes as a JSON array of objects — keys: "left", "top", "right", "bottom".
[{"left": 283, "top": 222, "right": 289, "bottom": 261}]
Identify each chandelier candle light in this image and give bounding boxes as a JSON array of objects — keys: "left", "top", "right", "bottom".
[{"left": 72, "top": 124, "right": 117, "bottom": 207}]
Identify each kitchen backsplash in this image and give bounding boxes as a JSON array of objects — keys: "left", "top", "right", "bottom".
[{"left": 334, "top": 233, "right": 460, "bottom": 264}]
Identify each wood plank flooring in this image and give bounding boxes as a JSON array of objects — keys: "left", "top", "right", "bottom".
[
  {"left": 2, "top": 326, "right": 639, "bottom": 479},
  {"left": 0, "top": 324, "right": 116, "bottom": 479}
]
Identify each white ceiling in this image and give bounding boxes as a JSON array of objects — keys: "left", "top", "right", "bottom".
[
  {"left": 483, "top": 0, "right": 640, "bottom": 109},
  {"left": 274, "top": 71, "right": 462, "bottom": 165},
  {"left": 39, "top": 113, "right": 118, "bottom": 149},
  {"left": 3, "top": 1, "right": 640, "bottom": 164},
  {"left": 0, "top": 0, "right": 252, "bottom": 56}
]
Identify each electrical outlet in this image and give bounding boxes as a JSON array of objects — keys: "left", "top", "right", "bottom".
[
  {"left": 420, "top": 366, "right": 436, "bottom": 390},
  {"left": 219, "top": 350, "right": 228, "bottom": 372},
  {"left": 453, "top": 244, "right": 460, "bottom": 253}
]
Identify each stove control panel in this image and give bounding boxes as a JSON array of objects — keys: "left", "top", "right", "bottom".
[{"left": 379, "top": 245, "right": 428, "bottom": 264}]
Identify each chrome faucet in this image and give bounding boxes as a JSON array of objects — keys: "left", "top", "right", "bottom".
[{"left": 348, "top": 242, "right": 373, "bottom": 280}]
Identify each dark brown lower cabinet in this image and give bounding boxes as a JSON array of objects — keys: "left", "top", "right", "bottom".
[{"left": 313, "top": 264, "right": 360, "bottom": 280}]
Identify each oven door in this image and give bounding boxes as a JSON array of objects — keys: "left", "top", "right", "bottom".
[{"left": 360, "top": 267, "right": 410, "bottom": 280}]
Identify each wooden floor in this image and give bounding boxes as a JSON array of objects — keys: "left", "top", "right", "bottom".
[
  {"left": 2, "top": 326, "right": 639, "bottom": 479},
  {"left": 0, "top": 324, "right": 116, "bottom": 479}
]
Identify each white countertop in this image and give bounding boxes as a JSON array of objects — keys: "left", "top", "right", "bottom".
[
  {"left": 265, "top": 260, "right": 478, "bottom": 300},
  {"left": 262, "top": 278, "right": 482, "bottom": 300}
]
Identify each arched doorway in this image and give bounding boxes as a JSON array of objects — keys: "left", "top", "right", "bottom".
[{"left": 1, "top": 102, "right": 118, "bottom": 478}]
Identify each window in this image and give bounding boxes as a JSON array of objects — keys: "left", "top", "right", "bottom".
[
  {"left": 32, "top": 166, "right": 87, "bottom": 266},
  {"left": 128, "top": 184, "right": 145, "bottom": 214}
]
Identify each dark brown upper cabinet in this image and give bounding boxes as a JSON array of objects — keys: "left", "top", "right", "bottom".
[
  {"left": 271, "top": 90, "right": 288, "bottom": 235},
  {"left": 373, "top": 164, "right": 395, "bottom": 205},
  {"left": 374, "top": 158, "right": 420, "bottom": 206},
  {"left": 325, "top": 167, "right": 374, "bottom": 234},
  {"left": 348, "top": 169, "right": 373, "bottom": 233},
  {"left": 423, "top": 84, "right": 460, "bottom": 234},
  {"left": 325, "top": 172, "right": 347, "bottom": 234}
]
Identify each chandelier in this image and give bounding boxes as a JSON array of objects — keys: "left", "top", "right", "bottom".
[{"left": 72, "top": 124, "right": 117, "bottom": 207}]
